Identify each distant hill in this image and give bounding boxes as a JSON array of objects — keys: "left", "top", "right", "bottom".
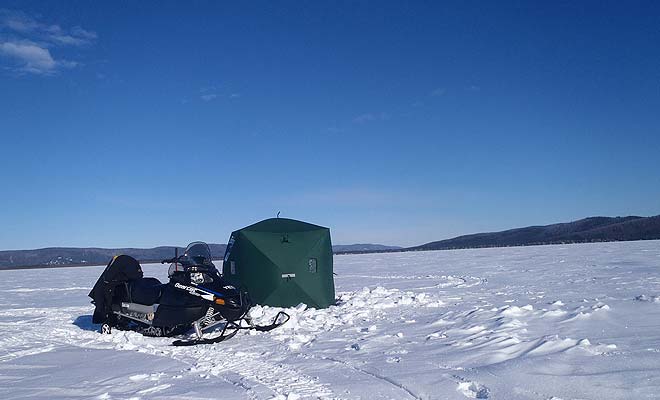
[
  {"left": 2, "top": 215, "right": 659, "bottom": 269},
  {"left": 409, "top": 215, "right": 660, "bottom": 251},
  {"left": 332, "top": 244, "right": 403, "bottom": 253},
  {"left": 0, "top": 242, "right": 399, "bottom": 269},
  {"left": 0, "top": 244, "right": 228, "bottom": 270}
]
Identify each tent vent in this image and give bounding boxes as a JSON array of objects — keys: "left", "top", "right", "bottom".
[{"left": 308, "top": 258, "right": 318, "bottom": 273}]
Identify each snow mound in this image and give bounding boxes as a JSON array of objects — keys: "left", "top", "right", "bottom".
[
  {"left": 500, "top": 304, "right": 534, "bottom": 317},
  {"left": 248, "top": 286, "right": 444, "bottom": 350},
  {"left": 634, "top": 294, "right": 660, "bottom": 303},
  {"left": 457, "top": 380, "right": 490, "bottom": 398}
]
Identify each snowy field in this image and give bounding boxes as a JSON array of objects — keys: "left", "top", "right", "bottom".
[{"left": 1, "top": 241, "right": 660, "bottom": 399}]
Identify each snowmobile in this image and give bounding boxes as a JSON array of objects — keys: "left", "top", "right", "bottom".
[{"left": 88, "top": 241, "right": 289, "bottom": 346}]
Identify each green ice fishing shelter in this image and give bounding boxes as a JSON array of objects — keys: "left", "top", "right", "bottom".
[{"left": 221, "top": 218, "right": 335, "bottom": 309}]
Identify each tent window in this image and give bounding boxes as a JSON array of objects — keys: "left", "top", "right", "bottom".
[
  {"left": 308, "top": 258, "right": 317, "bottom": 273},
  {"left": 230, "top": 261, "right": 236, "bottom": 274}
]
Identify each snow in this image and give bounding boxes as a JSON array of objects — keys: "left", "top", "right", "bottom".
[{"left": 2, "top": 240, "right": 660, "bottom": 399}]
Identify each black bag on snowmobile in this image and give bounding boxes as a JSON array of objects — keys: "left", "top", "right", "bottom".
[{"left": 89, "top": 255, "right": 144, "bottom": 324}]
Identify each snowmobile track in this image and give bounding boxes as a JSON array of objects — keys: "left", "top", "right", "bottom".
[
  {"left": 191, "top": 349, "right": 335, "bottom": 398},
  {"left": 303, "top": 353, "right": 421, "bottom": 399}
]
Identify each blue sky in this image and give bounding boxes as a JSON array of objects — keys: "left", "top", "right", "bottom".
[{"left": 1, "top": 1, "right": 659, "bottom": 250}]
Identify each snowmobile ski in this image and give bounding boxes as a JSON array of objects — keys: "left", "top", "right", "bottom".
[
  {"left": 172, "top": 328, "right": 239, "bottom": 346},
  {"left": 171, "top": 311, "right": 290, "bottom": 346},
  {"left": 247, "top": 311, "right": 291, "bottom": 332}
]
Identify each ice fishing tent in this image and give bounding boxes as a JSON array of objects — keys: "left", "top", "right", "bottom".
[{"left": 222, "top": 218, "right": 335, "bottom": 308}]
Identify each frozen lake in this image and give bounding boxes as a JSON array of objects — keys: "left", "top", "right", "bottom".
[{"left": 1, "top": 240, "right": 660, "bottom": 399}]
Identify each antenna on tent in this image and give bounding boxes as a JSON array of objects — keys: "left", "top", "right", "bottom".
[{"left": 277, "top": 211, "right": 280, "bottom": 218}]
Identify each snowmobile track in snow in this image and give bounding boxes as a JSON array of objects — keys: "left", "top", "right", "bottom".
[
  {"left": 190, "top": 348, "right": 335, "bottom": 398},
  {"left": 309, "top": 353, "right": 421, "bottom": 399}
]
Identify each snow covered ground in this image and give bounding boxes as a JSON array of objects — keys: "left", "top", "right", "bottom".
[{"left": 1, "top": 240, "right": 660, "bottom": 399}]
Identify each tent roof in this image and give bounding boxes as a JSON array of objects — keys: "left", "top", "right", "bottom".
[{"left": 237, "top": 218, "right": 328, "bottom": 233}]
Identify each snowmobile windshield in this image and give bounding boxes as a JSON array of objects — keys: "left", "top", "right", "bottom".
[
  {"left": 183, "top": 242, "right": 213, "bottom": 266},
  {"left": 168, "top": 242, "right": 217, "bottom": 278}
]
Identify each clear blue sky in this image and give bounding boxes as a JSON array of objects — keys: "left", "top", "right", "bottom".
[{"left": 1, "top": 1, "right": 659, "bottom": 250}]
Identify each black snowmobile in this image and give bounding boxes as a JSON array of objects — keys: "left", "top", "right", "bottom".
[{"left": 88, "top": 241, "right": 289, "bottom": 346}]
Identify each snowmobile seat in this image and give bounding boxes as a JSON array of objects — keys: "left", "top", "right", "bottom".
[{"left": 128, "top": 277, "right": 164, "bottom": 305}]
